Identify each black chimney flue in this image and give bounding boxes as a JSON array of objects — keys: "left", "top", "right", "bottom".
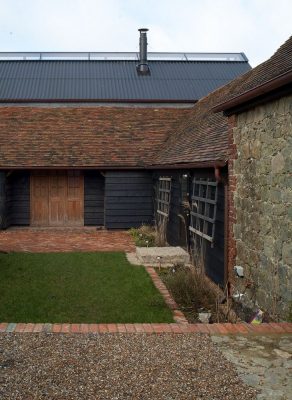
[{"left": 137, "top": 28, "right": 150, "bottom": 75}]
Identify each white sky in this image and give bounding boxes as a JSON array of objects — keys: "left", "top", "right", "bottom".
[{"left": 0, "top": 0, "right": 291, "bottom": 67}]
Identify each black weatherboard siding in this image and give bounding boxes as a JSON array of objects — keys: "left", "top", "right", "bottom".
[
  {"left": 154, "top": 169, "right": 225, "bottom": 287},
  {"left": 105, "top": 171, "right": 153, "bottom": 229},
  {"left": 84, "top": 171, "right": 105, "bottom": 226},
  {"left": 154, "top": 171, "right": 188, "bottom": 248},
  {"left": 0, "top": 172, "right": 6, "bottom": 228},
  {"left": 200, "top": 180, "right": 225, "bottom": 286},
  {"left": 6, "top": 171, "right": 30, "bottom": 226},
  {"left": 189, "top": 170, "right": 225, "bottom": 286},
  {"left": 0, "top": 60, "right": 251, "bottom": 102}
]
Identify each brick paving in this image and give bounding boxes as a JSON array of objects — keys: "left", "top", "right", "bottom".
[
  {"left": 0, "top": 227, "right": 135, "bottom": 253},
  {"left": 0, "top": 322, "right": 291, "bottom": 334}
]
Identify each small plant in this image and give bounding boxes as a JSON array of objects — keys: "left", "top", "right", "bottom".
[
  {"left": 129, "top": 225, "right": 157, "bottom": 247},
  {"left": 160, "top": 265, "right": 227, "bottom": 323}
]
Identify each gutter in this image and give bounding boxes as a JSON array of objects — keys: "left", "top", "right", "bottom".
[
  {"left": 0, "top": 161, "right": 228, "bottom": 171},
  {"left": 212, "top": 69, "right": 292, "bottom": 113},
  {"left": 148, "top": 160, "right": 227, "bottom": 170},
  {"left": 0, "top": 98, "right": 197, "bottom": 104}
]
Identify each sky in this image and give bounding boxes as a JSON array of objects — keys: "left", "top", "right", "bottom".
[{"left": 0, "top": 0, "right": 291, "bottom": 67}]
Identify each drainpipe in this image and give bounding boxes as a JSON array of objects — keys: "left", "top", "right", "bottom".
[
  {"left": 214, "top": 164, "right": 230, "bottom": 292},
  {"left": 214, "top": 165, "right": 222, "bottom": 183}
]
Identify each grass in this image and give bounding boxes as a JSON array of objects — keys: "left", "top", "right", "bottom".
[{"left": 0, "top": 252, "right": 173, "bottom": 323}]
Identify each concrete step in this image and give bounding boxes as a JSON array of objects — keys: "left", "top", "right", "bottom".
[{"left": 136, "top": 246, "right": 190, "bottom": 267}]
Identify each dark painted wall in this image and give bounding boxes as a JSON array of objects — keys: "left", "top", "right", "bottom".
[
  {"left": 7, "top": 171, "right": 30, "bottom": 226},
  {"left": 154, "top": 170, "right": 189, "bottom": 249},
  {"left": 154, "top": 169, "right": 226, "bottom": 287},
  {"left": 84, "top": 171, "right": 104, "bottom": 226},
  {"left": 104, "top": 171, "right": 153, "bottom": 229},
  {"left": 0, "top": 172, "right": 7, "bottom": 229}
]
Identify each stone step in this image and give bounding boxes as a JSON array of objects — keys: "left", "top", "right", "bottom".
[{"left": 136, "top": 246, "right": 190, "bottom": 266}]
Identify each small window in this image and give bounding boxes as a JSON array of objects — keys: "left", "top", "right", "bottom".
[{"left": 189, "top": 177, "right": 218, "bottom": 247}]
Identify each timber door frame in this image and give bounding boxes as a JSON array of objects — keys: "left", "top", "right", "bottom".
[{"left": 30, "top": 170, "right": 84, "bottom": 227}]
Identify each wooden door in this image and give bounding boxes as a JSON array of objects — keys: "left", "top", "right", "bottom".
[
  {"left": 31, "top": 171, "right": 49, "bottom": 226},
  {"left": 49, "top": 171, "right": 66, "bottom": 226},
  {"left": 31, "top": 171, "right": 84, "bottom": 226},
  {"left": 67, "top": 170, "right": 83, "bottom": 226}
]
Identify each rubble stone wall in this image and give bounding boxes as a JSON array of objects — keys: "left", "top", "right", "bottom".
[{"left": 231, "top": 94, "right": 292, "bottom": 319}]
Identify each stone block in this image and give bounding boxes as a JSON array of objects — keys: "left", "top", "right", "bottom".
[
  {"left": 263, "top": 237, "right": 276, "bottom": 259},
  {"left": 270, "top": 189, "right": 282, "bottom": 203},
  {"left": 241, "top": 141, "right": 251, "bottom": 159},
  {"left": 250, "top": 139, "right": 261, "bottom": 159},
  {"left": 271, "top": 152, "right": 285, "bottom": 174},
  {"left": 136, "top": 246, "right": 190, "bottom": 266},
  {"left": 282, "top": 242, "right": 292, "bottom": 266}
]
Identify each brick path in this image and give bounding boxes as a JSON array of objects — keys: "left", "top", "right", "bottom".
[
  {"left": 1, "top": 322, "right": 291, "bottom": 334},
  {"left": 0, "top": 228, "right": 135, "bottom": 253}
]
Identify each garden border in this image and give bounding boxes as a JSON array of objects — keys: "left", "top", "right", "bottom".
[
  {"left": 0, "top": 322, "right": 291, "bottom": 334},
  {"left": 145, "top": 266, "right": 189, "bottom": 324}
]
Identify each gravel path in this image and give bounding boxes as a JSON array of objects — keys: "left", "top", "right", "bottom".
[{"left": 0, "top": 333, "right": 257, "bottom": 400}]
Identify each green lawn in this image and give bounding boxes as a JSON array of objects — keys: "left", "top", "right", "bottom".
[{"left": 0, "top": 252, "right": 173, "bottom": 323}]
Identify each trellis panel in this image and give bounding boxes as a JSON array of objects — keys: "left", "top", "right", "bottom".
[{"left": 189, "top": 178, "right": 218, "bottom": 247}]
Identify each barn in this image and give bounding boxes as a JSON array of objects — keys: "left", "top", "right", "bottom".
[{"left": 0, "top": 29, "right": 252, "bottom": 288}]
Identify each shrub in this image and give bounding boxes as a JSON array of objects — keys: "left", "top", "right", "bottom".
[
  {"left": 160, "top": 265, "right": 227, "bottom": 323},
  {"left": 129, "top": 225, "right": 157, "bottom": 247},
  {"left": 164, "top": 265, "right": 216, "bottom": 308}
]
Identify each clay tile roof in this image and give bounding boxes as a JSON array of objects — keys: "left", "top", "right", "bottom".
[
  {"left": 153, "top": 36, "right": 292, "bottom": 167},
  {"left": 213, "top": 36, "right": 292, "bottom": 111},
  {"left": 0, "top": 106, "right": 191, "bottom": 168},
  {"left": 152, "top": 87, "right": 229, "bottom": 167}
]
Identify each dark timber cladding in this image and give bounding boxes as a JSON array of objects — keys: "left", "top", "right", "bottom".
[
  {"left": 104, "top": 171, "right": 153, "bottom": 229},
  {"left": 84, "top": 171, "right": 104, "bottom": 226},
  {"left": 154, "top": 169, "right": 225, "bottom": 286},
  {"left": 6, "top": 171, "right": 30, "bottom": 226},
  {"left": 0, "top": 171, "right": 6, "bottom": 228}
]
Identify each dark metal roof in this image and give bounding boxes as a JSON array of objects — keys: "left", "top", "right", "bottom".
[{"left": 0, "top": 59, "right": 251, "bottom": 102}]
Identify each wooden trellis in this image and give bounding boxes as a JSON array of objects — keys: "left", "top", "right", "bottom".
[
  {"left": 157, "top": 177, "right": 172, "bottom": 219},
  {"left": 189, "top": 178, "right": 218, "bottom": 248}
]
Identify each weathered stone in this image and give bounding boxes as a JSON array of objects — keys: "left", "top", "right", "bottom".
[
  {"left": 241, "top": 141, "right": 251, "bottom": 159},
  {"left": 136, "top": 246, "right": 190, "bottom": 266},
  {"left": 282, "top": 242, "right": 292, "bottom": 265},
  {"left": 270, "top": 189, "right": 282, "bottom": 202},
  {"left": 250, "top": 138, "right": 262, "bottom": 158},
  {"left": 231, "top": 94, "right": 292, "bottom": 318},
  {"left": 271, "top": 152, "right": 285, "bottom": 174}
]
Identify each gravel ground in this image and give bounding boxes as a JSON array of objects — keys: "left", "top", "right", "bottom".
[{"left": 0, "top": 333, "right": 257, "bottom": 400}]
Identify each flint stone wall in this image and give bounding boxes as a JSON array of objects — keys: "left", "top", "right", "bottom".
[{"left": 232, "top": 94, "right": 292, "bottom": 319}]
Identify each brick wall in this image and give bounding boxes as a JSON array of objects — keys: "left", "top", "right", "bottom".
[{"left": 228, "top": 94, "right": 292, "bottom": 319}]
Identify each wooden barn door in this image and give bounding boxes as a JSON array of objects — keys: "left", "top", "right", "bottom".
[
  {"left": 67, "top": 171, "right": 83, "bottom": 226},
  {"left": 49, "top": 171, "right": 66, "bottom": 226},
  {"left": 31, "top": 171, "right": 49, "bottom": 226},
  {"left": 31, "top": 171, "right": 84, "bottom": 226}
]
